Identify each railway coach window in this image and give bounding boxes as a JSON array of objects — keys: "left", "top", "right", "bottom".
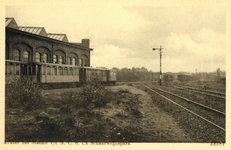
[
  {"left": 6, "top": 63, "right": 14, "bottom": 75},
  {"left": 69, "top": 67, "right": 73, "bottom": 75},
  {"left": 35, "top": 52, "right": 41, "bottom": 62},
  {"left": 16, "top": 64, "right": 20, "bottom": 75},
  {"left": 13, "top": 49, "right": 20, "bottom": 61},
  {"left": 102, "top": 71, "right": 105, "bottom": 76},
  {"left": 32, "top": 65, "right": 36, "bottom": 75},
  {"left": 58, "top": 67, "right": 63, "bottom": 75},
  {"left": 50, "top": 66, "right": 54, "bottom": 75},
  {"left": 42, "top": 65, "right": 46, "bottom": 75},
  {"left": 74, "top": 68, "right": 77, "bottom": 76},
  {"left": 64, "top": 67, "right": 68, "bottom": 75},
  {"left": 47, "top": 66, "right": 51, "bottom": 75},
  {"left": 53, "top": 66, "right": 57, "bottom": 75}
]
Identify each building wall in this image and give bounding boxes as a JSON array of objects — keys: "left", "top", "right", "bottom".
[{"left": 6, "top": 28, "right": 91, "bottom": 66}]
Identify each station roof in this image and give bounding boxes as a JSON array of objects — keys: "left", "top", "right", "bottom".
[
  {"left": 5, "top": 17, "right": 92, "bottom": 50},
  {"left": 47, "top": 33, "right": 69, "bottom": 42},
  {"left": 5, "top": 18, "right": 19, "bottom": 29},
  {"left": 19, "top": 27, "right": 47, "bottom": 37}
]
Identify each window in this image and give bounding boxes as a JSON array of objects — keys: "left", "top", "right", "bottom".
[
  {"left": 72, "top": 58, "right": 76, "bottom": 66},
  {"left": 74, "top": 68, "right": 76, "bottom": 76},
  {"left": 68, "top": 57, "right": 71, "bottom": 65},
  {"left": 85, "top": 59, "right": 88, "bottom": 66},
  {"left": 32, "top": 65, "right": 36, "bottom": 75},
  {"left": 64, "top": 67, "right": 68, "bottom": 75},
  {"left": 42, "top": 65, "right": 46, "bottom": 75},
  {"left": 16, "top": 64, "right": 20, "bottom": 75},
  {"left": 23, "top": 51, "right": 29, "bottom": 62},
  {"left": 69, "top": 67, "right": 73, "bottom": 75},
  {"left": 80, "top": 59, "right": 83, "bottom": 66},
  {"left": 76, "top": 68, "right": 78, "bottom": 75},
  {"left": 35, "top": 52, "right": 41, "bottom": 62},
  {"left": 58, "top": 67, "right": 63, "bottom": 75},
  {"left": 6, "top": 63, "right": 14, "bottom": 75},
  {"left": 53, "top": 66, "right": 57, "bottom": 75},
  {"left": 59, "top": 56, "right": 63, "bottom": 64},
  {"left": 47, "top": 66, "right": 51, "bottom": 75},
  {"left": 53, "top": 55, "right": 58, "bottom": 64},
  {"left": 13, "top": 49, "right": 20, "bottom": 61},
  {"left": 43, "top": 53, "right": 48, "bottom": 63}
]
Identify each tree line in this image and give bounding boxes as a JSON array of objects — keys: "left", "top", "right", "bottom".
[
  {"left": 111, "top": 67, "right": 226, "bottom": 83},
  {"left": 112, "top": 67, "right": 159, "bottom": 82}
]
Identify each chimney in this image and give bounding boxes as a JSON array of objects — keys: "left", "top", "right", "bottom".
[{"left": 82, "top": 39, "right": 89, "bottom": 48}]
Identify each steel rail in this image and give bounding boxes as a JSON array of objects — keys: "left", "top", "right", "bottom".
[
  {"left": 180, "top": 85, "right": 226, "bottom": 96},
  {"left": 143, "top": 85, "right": 226, "bottom": 132},
  {"left": 171, "top": 85, "right": 226, "bottom": 99},
  {"left": 148, "top": 85, "right": 225, "bottom": 115}
]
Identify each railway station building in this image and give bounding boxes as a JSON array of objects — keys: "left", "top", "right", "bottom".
[{"left": 5, "top": 18, "right": 92, "bottom": 67}]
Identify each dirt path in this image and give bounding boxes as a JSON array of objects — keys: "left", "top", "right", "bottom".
[{"left": 107, "top": 85, "right": 191, "bottom": 142}]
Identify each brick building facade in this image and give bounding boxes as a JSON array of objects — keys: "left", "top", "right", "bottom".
[{"left": 5, "top": 18, "right": 92, "bottom": 67}]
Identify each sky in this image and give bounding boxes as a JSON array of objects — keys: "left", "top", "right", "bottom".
[{"left": 5, "top": 1, "right": 227, "bottom": 73}]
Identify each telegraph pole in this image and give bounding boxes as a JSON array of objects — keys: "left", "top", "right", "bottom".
[{"left": 153, "top": 45, "right": 163, "bottom": 86}]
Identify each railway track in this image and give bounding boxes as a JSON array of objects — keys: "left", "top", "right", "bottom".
[
  {"left": 143, "top": 85, "right": 226, "bottom": 132},
  {"left": 157, "top": 84, "right": 225, "bottom": 113},
  {"left": 171, "top": 84, "right": 226, "bottom": 99}
]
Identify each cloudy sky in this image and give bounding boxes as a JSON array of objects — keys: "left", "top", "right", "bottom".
[{"left": 5, "top": 1, "right": 226, "bottom": 73}]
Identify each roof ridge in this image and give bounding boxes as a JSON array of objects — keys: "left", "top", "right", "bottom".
[
  {"left": 19, "top": 26, "right": 44, "bottom": 28},
  {"left": 47, "top": 33, "right": 67, "bottom": 35}
]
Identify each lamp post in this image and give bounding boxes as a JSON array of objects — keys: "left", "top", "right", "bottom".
[{"left": 153, "top": 45, "right": 163, "bottom": 86}]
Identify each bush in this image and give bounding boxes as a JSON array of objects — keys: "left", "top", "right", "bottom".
[
  {"left": 5, "top": 75, "right": 45, "bottom": 111},
  {"left": 77, "top": 78, "right": 113, "bottom": 110}
]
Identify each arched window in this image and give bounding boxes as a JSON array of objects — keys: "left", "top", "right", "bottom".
[
  {"left": 72, "top": 58, "right": 76, "bottom": 66},
  {"left": 68, "top": 57, "right": 71, "bottom": 65},
  {"left": 53, "top": 55, "right": 58, "bottom": 64},
  {"left": 13, "top": 49, "right": 20, "bottom": 61},
  {"left": 84, "top": 59, "right": 88, "bottom": 66},
  {"left": 43, "top": 53, "right": 48, "bottom": 63},
  {"left": 59, "top": 56, "right": 63, "bottom": 64},
  {"left": 23, "top": 51, "right": 29, "bottom": 62},
  {"left": 80, "top": 59, "right": 83, "bottom": 66},
  {"left": 35, "top": 52, "right": 41, "bottom": 62}
]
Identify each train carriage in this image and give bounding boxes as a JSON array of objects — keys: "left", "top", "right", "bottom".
[
  {"left": 6, "top": 60, "right": 27, "bottom": 84},
  {"left": 5, "top": 60, "right": 82, "bottom": 88},
  {"left": 79, "top": 66, "right": 116, "bottom": 85},
  {"left": 108, "top": 70, "right": 116, "bottom": 85}
]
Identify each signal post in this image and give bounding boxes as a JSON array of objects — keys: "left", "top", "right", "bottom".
[{"left": 153, "top": 46, "right": 163, "bottom": 86}]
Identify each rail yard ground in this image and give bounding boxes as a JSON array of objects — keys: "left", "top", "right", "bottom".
[{"left": 5, "top": 80, "right": 225, "bottom": 142}]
